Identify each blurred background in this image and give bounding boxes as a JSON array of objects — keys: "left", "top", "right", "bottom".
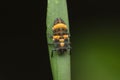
[{"left": 67, "top": 0, "right": 120, "bottom": 80}]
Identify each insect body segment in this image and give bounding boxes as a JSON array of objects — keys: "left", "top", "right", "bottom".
[
  {"left": 60, "top": 42, "right": 65, "bottom": 47},
  {"left": 59, "top": 39, "right": 64, "bottom": 42},
  {"left": 50, "top": 18, "right": 71, "bottom": 57},
  {"left": 52, "top": 23, "right": 67, "bottom": 31},
  {"left": 52, "top": 35, "right": 60, "bottom": 40}
]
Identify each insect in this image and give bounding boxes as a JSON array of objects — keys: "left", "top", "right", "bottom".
[{"left": 49, "top": 18, "right": 71, "bottom": 57}]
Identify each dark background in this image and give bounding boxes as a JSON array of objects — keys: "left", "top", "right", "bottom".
[{"left": 0, "top": 0, "right": 120, "bottom": 80}]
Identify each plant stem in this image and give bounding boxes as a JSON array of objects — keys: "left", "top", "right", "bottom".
[{"left": 46, "top": 0, "right": 71, "bottom": 80}]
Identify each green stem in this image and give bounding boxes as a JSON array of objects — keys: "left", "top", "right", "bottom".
[{"left": 46, "top": 0, "right": 71, "bottom": 80}]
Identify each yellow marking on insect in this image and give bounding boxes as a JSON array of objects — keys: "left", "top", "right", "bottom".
[
  {"left": 53, "top": 35, "right": 60, "bottom": 40},
  {"left": 63, "top": 35, "right": 69, "bottom": 39},
  {"left": 52, "top": 23, "right": 67, "bottom": 30},
  {"left": 60, "top": 42, "right": 64, "bottom": 47},
  {"left": 59, "top": 39, "right": 64, "bottom": 42}
]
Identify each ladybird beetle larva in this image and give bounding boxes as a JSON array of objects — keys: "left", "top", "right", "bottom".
[{"left": 49, "top": 18, "right": 71, "bottom": 57}]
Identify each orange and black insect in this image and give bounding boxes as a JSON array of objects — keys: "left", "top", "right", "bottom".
[{"left": 50, "top": 18, "right": 71, "bottom": 57}]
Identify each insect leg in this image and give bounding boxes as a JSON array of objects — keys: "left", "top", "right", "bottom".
[
  {"left": 64, "top": 42, "right": 71, "bottom": 45},
  {"left": 68, "top": 34, "right": 71, "bottom": 37},
  {"left": 48, "top": 43, "right": 53, "bottom": 45},
  {"left": 51, "top": 50, "right": 53, "bottom": 57},
  {"left": 51, "top": 49, "right": 56, "bottom": 57},
  {"left": 67, "top": 46, "right": 72, "bottom": 55},
  {"left": 49, "top": 35, "right": 53, "bottom": 38},
  {"left": 47, "top": 33, "right": 53, "bottom": 38}
]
